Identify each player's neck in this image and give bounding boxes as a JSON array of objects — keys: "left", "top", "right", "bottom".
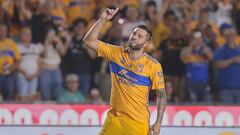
[{"left": 128, "top": 49, "right": 144, "bottom": 60}]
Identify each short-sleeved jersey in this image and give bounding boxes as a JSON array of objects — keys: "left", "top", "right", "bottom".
[
  {"left": 97, "top": 41, "right": 165, "bottom": 123},
  {"left": 0, "top": 38, "right": 20, "bottom": 74}
]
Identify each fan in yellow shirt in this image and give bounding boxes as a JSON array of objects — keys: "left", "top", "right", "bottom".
[
  {"left": 0, "top": 23, "right": 20, "bottom": 75},
  {"left": 66, "top": 0, "right": 96, "bottom": 23},
  {"left": 0, "top": 23, "right": 20, "bottom": 100},
  {"left": 83, "top": 8, "right": 167, "bottom": 135}
]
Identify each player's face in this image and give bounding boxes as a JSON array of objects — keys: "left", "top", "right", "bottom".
[{"left": 128, "top": 28, "right": 148, "bottom": 50}]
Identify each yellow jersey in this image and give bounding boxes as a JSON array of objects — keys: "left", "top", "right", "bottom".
[
  {"left": 97, "top": 41, "right": 165, "bottom": 123},
  {"left": 0, "top": 38, "right": 20, "bottom": 74}
]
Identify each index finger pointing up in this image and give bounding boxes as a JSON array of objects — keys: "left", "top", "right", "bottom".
[{"left": 113, "top": 8, "right": 119, "bottom": 15}]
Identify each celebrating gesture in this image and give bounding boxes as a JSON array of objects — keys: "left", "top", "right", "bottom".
[
  {"left": 100, "top": 8, "right": 119, "bottom": 21},
  {"left": 83, "top": 7, "right": 166, "bottom": 135}
]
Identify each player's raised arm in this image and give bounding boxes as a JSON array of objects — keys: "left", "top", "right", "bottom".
[
  {"left": 83, "top": 8, "right": 119, "bottom": 53},
  {"left": 152, "top": 89, "right": 167, "bottom": 135}
]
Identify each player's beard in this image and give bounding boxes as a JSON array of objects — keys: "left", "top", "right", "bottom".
[{"left": 128, "top": 40, "right": 145, "bottom": 50}]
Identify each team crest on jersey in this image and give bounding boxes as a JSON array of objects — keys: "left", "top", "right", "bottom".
[{"left": 136, "top": 64, "right": 144, "bottom": 73}]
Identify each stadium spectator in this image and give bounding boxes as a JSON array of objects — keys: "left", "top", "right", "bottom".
[
  {"left": 63, "top": 18, "right": 96, "bottom": 95},
  {"left": 48, "top": 0, "right": 67, "bottom": 26},
  {"left": 87, "top": 87, "right": 105, "bottom": 105},
  {"left": 155, "top": 20, "right": 187, "bottom": 102},
  {"left": 0, "top": 23, "right": 20, "bottom": 100},
  {"left": 143, "top": 0, "right": 158, "bottom": 31},
  {"left": 216, "top": 0, "right": 233, "bottom": 26},
  {"left": 181, "top": 31, "right": 213, "bottom": 103},
  {"left": 0, "top": 1, "right": 11, "bottom": 28},
  {"left": 190, "top": 9, "right": 218, "bottom": 100},
  {"left": 121, "top": 5, "right": 144, "bottom": 42},
  {"left": 214, "top": 26, "right": 240, "bottom": 103},
  {"left": 66, "top": 0, "right": 96, "bottom": 23},
  {"left": 39, "top": 29, "right": 66, "bottom": 101},
  {"left": 97, "top": 0, "right": 140, "bottom": 9},
  {"left": 20, "top": 1, "right": 56, "bottom": 43},
  {"left": 0, "top": 0, "right": 25, "bottom": 39},
  {"left": 151, "top": 1, "right": 174, "bottom": 48},
  {"left": 165, "top": 80, "right": 176, "bottom": 103},
  {"left": 58, "top": 73, "right": 86, "bottom": 104},
  {"left": 233, "top": 0, "right": 240, "bottom": 35},
  {"left": 192, "top": 9, "right": 217, "bottom": 49},
  {"left": 16, "top": 27, "right": 43, "bottom": 102},
  {"left": 142, "top": 0, "right": 158, "bottom": 52}
]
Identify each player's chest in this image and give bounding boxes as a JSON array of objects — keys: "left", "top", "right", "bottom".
[{"left": 118, "top": 56, "right": 149, "bottom": 76}]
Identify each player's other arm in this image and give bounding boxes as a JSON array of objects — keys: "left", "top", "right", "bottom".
[
  {"left": 152, "top": 88, "right": 167, "bottom": 135},
  {"left": 83, "top": 8, "right": 119, "bottom": 53}
]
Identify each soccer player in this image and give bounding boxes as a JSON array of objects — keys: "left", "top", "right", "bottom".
[{"left": 83, "top": 8, "right": 167, "bottom": 135}]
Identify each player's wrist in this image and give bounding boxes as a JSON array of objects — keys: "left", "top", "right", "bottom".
[{"left": 154, "top": 119, "right": 162, "bottom": 125}]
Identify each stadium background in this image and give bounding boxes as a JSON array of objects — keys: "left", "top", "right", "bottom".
[{"left": 0, "top": 0, "right": 240, "bottom": 135}]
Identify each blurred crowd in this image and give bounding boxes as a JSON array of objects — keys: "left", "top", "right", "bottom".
[{"left": 0, "top": 0, "right": 240, "bottom": 104}]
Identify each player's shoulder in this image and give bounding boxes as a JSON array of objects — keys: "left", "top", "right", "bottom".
[
  {"left": 99, "top": 41, "right": 124, "bottom": 50},
  {"left": 144, "top": 53, "right": 160, "bottom": 65}
]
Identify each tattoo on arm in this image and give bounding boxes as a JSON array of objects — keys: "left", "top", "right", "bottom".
[{"left": 155, "top": 88, "right": 167, "bottom": 124}]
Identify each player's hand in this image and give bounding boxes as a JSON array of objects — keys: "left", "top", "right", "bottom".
[
  {"left": 151, "top": 122, "right": 161, "bottom": 135},
  {"left": 100, "top": 8, "right": 119, "bottom": 21}
]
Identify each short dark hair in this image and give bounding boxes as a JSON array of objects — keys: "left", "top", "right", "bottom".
[{"left": 135, "top": 25, "right": 152, "bottom": 41}]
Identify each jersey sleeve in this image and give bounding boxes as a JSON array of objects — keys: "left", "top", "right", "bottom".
[
  {"left": 97, "top": 41, "right": 121, "bottom": 61},
  {"left": 150, "top": 63, "right": 165, "bottom": 90}
]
